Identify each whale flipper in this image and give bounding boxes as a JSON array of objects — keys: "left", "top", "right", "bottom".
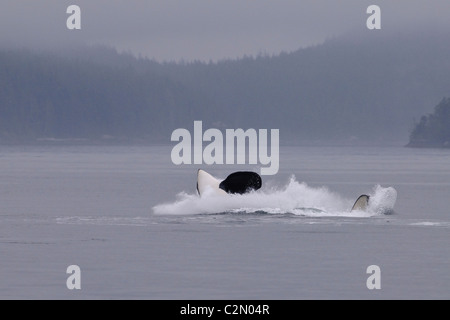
[
  {"left": 351, "top": 194, "right": 370, "bottom": 211},
  {"left": 197, "top": 169, "right": 228, "bottom": 197}
]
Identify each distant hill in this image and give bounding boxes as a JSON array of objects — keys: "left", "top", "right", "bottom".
[
  {"left": 1, "top": 31, "right": 450, "bottom": 145},
  {"left": 0, "top": 48, "right": 207, "bottom": 143},
  {"left": 407, "top": 97, "right": 450, "bottom": 148}
]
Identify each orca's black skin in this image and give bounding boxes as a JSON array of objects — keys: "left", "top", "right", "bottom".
[{"left": 219, "top": 171, "right": 262, "bottom": 194}]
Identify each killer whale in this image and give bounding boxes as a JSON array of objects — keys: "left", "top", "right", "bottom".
[
  {"left": 197, "top": 169, "right": 262, "bottom": 196},
  {"left": 197, "top": 169, "right": 370, "bottom": 212}
]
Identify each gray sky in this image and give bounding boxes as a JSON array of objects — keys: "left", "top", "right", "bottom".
[{"left": 1, "top": 0, "right": 449, "bottom": 62}]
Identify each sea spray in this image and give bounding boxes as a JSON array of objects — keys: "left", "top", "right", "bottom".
[
  {"left": 367, "top": 185, "right": 397, "bottom": 215},
  {"left": 153, "top": 176, "right": 397, "bottom": 217}
]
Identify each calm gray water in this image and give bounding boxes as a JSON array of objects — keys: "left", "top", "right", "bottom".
[{"left": 0, "top": 145, "right": 449, "bottom": 299}]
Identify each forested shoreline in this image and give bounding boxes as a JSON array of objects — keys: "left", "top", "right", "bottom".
[
  {"left": 2, "top": 32, "right": 450, "bottom": 145},
  {"left": 408, "top": 97, "right": 450, "bottom": 148}
]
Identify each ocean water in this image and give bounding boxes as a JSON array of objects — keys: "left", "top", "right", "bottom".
[{"left": 0, "top": 145, "right": 449, "bottom": 299}]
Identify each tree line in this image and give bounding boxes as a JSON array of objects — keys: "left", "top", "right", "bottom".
[
  {"left": 1, "top": 31, "right": 450, "bottom": 145},
  {"left": 408, "top": 97, "right": 450, "bottom": 148}
]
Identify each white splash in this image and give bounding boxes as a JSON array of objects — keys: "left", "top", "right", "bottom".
[{"left": 153, "top": 176, "right": 397, "bottom": 217}]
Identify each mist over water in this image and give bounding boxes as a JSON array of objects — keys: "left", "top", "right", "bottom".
[{"left": 153, "top": 176, "right": 397, "bottom": 217}]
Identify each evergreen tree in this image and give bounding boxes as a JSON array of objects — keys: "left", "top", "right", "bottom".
[{"left": 409, "top": 98, "right": 450, "bottom": 147}]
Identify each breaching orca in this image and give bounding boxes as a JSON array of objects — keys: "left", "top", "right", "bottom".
[
  {"left": 197, "top": 169, "right": 370, "bottom": 212},
  {"left": 197, "top": 169, "right": 262, "bottom": 196}
]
